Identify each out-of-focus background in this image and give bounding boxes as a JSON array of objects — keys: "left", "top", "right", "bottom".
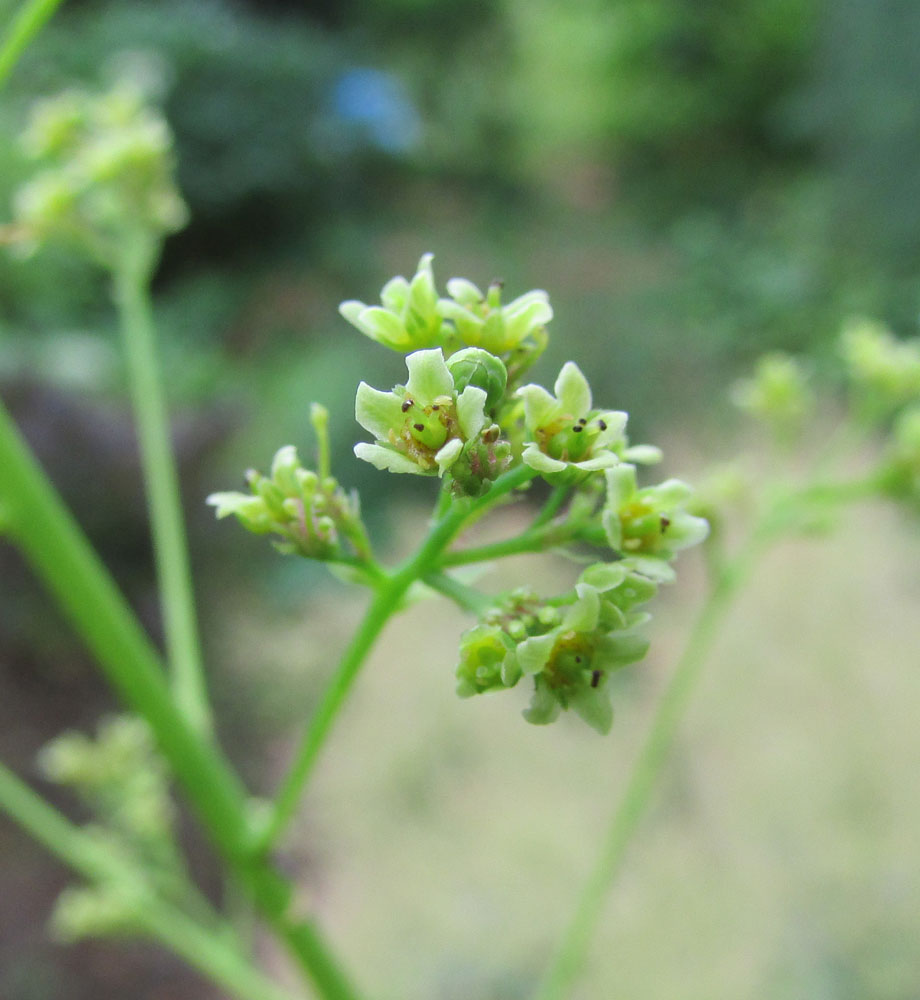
[{"left": 1, "top": 1, "right": 919, "bottom": 997}]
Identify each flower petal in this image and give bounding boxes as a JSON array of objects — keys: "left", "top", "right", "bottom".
[
  {"left": 563, "top": 584, "right": 600, "bottom": 631},
  {"left": 578, "top": 562, "right": 629, "bottom": 592},
  {"left": 434, "top": 438, "right": 463, "bottom": 475},
  {"left": 446, "top": 276, "right": 483, "bottom": 306},
  {"left": 594, "top": 410, "right": 628, "bottom": 446},
  {"left": 355, "top": 382, "right": 404, "bottom": 439},
  {"left": 605, "top": 464, "right": 638, "bottom": 508},
  {"left": 569, "top": 687, "right": 613, "bottom": 735},
  {"left": 353, "top": 442, "right": 422, "bottom": 475},
  {"left": 622, "top": 444, "right": 663, "bottom": 464},
  {"left": 380, "top": 275, "right": 409, "bottom": 314},
  {"left": 522, "top": 444, "right": 567, "bottom": 474},
  {"left": 356, "top": 306, "right": 410, "bottom": 348},
  {"left": 456, "top": 385, "right": 488, "bottom": 439},
  {"left": 554, "top": 361, "right": 591, "bottom": 417},
  {"left": 517, "top": 383, "right": 559, "bottom": 432},
  {"left": 517, "top": 632, "right": 558, "bottom": 675},
  {"left": 405, "top": 348, "right": 453, "bottom": 402},
  {"left": 572, "top": 453, "right": 619, "bottom": 472}
]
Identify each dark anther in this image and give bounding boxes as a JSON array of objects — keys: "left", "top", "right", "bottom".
[
  {"left": 401, "top": 399, "right": 413, "bottom": 412},
  {"left": 591, "top": 670, "right": 602, "bottom": 688},
  {"left": 660, "top": 516, "right": 671, "bottom": 532},
  {"left": 597, "top": 419, "right": 607, "bottom": 431},
  {"left": 431, "top": 404, "right": 440, "bottom": 411},
  {"left": 578, "top": 417, "right": 588, "bottom": 425},
  {"left": 575, "top": 655, "right": 582, "bottom": 663},
  {"left": 413, "top": 423, "right": 425, "bottom": 432},
  {"left": 572, "top": 424, "right": 583, "bottom": 432}
]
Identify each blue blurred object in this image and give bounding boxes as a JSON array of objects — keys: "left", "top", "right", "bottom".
[{"left": 330, "top": 67, "right": 421, "bottom": 154}]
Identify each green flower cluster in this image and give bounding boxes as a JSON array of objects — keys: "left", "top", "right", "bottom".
[
  {"left": 457, "top": 563, "right": 657, "bottom": 733},
  {"left": 215, "top": 254, "right": 709, "bottom": 733},
  {"left": 11, "top": 79, "right": 186, "bottom": 265},
  {"left": 731, "top": 352, "right": 813, "bottom": 441},
  {"left": 208, "top": 405, "right": 369, "bottom": 561},
  {"left": 841, "top": 319, "right": 920, "bottom": 412},
  {"left": 39, "top": 715, "right": 175, "bottom": 850},
  {"left": 339, "top": 253, "right": 550, "bottom": 376},
  {"left": 39, "top": 715, "right": 181, "bottom": 941}
]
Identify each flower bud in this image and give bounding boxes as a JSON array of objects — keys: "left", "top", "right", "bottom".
[{"left": 446, "top": 348, "right": 508, "bottom": 411}]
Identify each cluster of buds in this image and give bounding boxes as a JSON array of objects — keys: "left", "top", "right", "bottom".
[
  {"left": 9, "top": 78, "right": 186, "bottom": 266},
  {"left": 730, "top": 351, "right": 814, "bottom": 441},
  {"left": 840, "top": 319, "right": 920, "bottom": 416},
  {"left": 457, "top": 563, "right": 659, "bottom": 733},
  {"left": 39, "top": 715, "right": 178, "bottom": 872},
  {"left": 208, "top": 405, "right": 369, "bottom": 561},
  {"left": 339, "top": 254, "right": 551, "bottom": 379}
]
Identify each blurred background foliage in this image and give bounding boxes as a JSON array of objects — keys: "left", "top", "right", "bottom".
[{"left": 1, "top": 1, "right": 919, "bottom": 997}]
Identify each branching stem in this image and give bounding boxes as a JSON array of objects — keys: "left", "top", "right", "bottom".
[{"left": 257, "top": 464, "right": 538, "bottom": 853}]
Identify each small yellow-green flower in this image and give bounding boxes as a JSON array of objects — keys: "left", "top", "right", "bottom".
[
  {"left": 517, "top": 361, "right": 626, "bottom": 478},
  {"left": 602, "top": 464, "right": 709, "bottom": 575},
  {"left": 354, "top": 348, "right": 488, "bottom": 475},
  {"left": 437, "top": 275, "right": 552, "bottom": 356},
  {"left": 339, "top": 253, "right": 446, "bottom": 351}
]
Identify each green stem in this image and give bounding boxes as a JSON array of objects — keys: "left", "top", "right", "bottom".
[
  {"left": 0, "top": 399, "right": 363, "bottom": 1000},
  {"left": 531, "top": 483, "right": 571, "bottom": 528},
  {"left": 439, "top": 522, "right": 571, "bottom": 567},
  {"left": 531, "top": 524, "right": 775, "bottom": 1000},
  {"left": 113, "top": 252, "right": 211, "bottom": 735},
  {"left": 0, "top": 762, "right": 302, "bottom": 1000},
  {"left": 0, "top": 0, "right": 64, "bottom": 85},
  {"left": 423, "top": 570, "right": 494, "bottom": 615},
  {"left": 258, "top": 464, "right": 538, "bottom": 853}
]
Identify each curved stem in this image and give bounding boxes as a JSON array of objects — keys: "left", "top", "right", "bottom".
[
  {"left": 531, "top": 483, "right": 571, "bottom": 529},
  {"left": 0, "top": 762, "right": 303, "bottom": 1000},
  {"left": 439, "top": 523, "right": 569, "bottom": 567},
  {"left": 423, "top": 570, "right": 494, "bottom": 615},
  {"left": 0, "top": 0, "right": 64, "bottom": 86},
  {"left": 258, "top": 464, "right": 538, "bottom": 853},
  {"left": 532, "top": 524, "right": 775, "bottom": 1000},
  {"left": 112, "top": 253, "right": 211, "bottom": 735}
]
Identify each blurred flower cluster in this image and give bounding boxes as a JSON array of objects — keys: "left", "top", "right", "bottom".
[
  {"left": 38, "top": 716, "right": 181, "bottom": 941},
  {"left": 9, "top": 77, "right": 186, "bottom": 267}
]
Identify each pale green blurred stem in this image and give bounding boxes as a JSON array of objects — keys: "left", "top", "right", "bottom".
[
  {"left": 257, "top": 464, "right": 538, "bottom": 853},
  {"left": 532, "top": 522, "right": 775, "bottom": 1000},
  {"left": 0, "top": 0, "right": 64, "bottom": 84},
  {"left": 532, "top": 471, "right": 882, "bottom": 1000},
  {"left": 0, "top": 762, "right": 302, "bottom": 1000},
  {"left": 112, "top": 246, "right": 211, "bottom": 736}
]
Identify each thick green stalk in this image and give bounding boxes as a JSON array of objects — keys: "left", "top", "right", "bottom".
[
  {"left": 112, "top": 252, "right": 211, "bottom": 735},
  {"left": 0, "top": 0, "right": 63, "bottom": 85},
  {"left": 259, "top": 464, "right": 538, "bottom": 853},
  {"left": 0, "top": 398, "right": 248, "bottom": 853},
  {"left": 0, "top": 762, "right": 302, "bottom": 1000},
  {"left": 531, "top": 527, "right": 774, "bottom": 1000},
  {"left": 0, "top": 400, "right": 364, "bottom": 1000}
]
